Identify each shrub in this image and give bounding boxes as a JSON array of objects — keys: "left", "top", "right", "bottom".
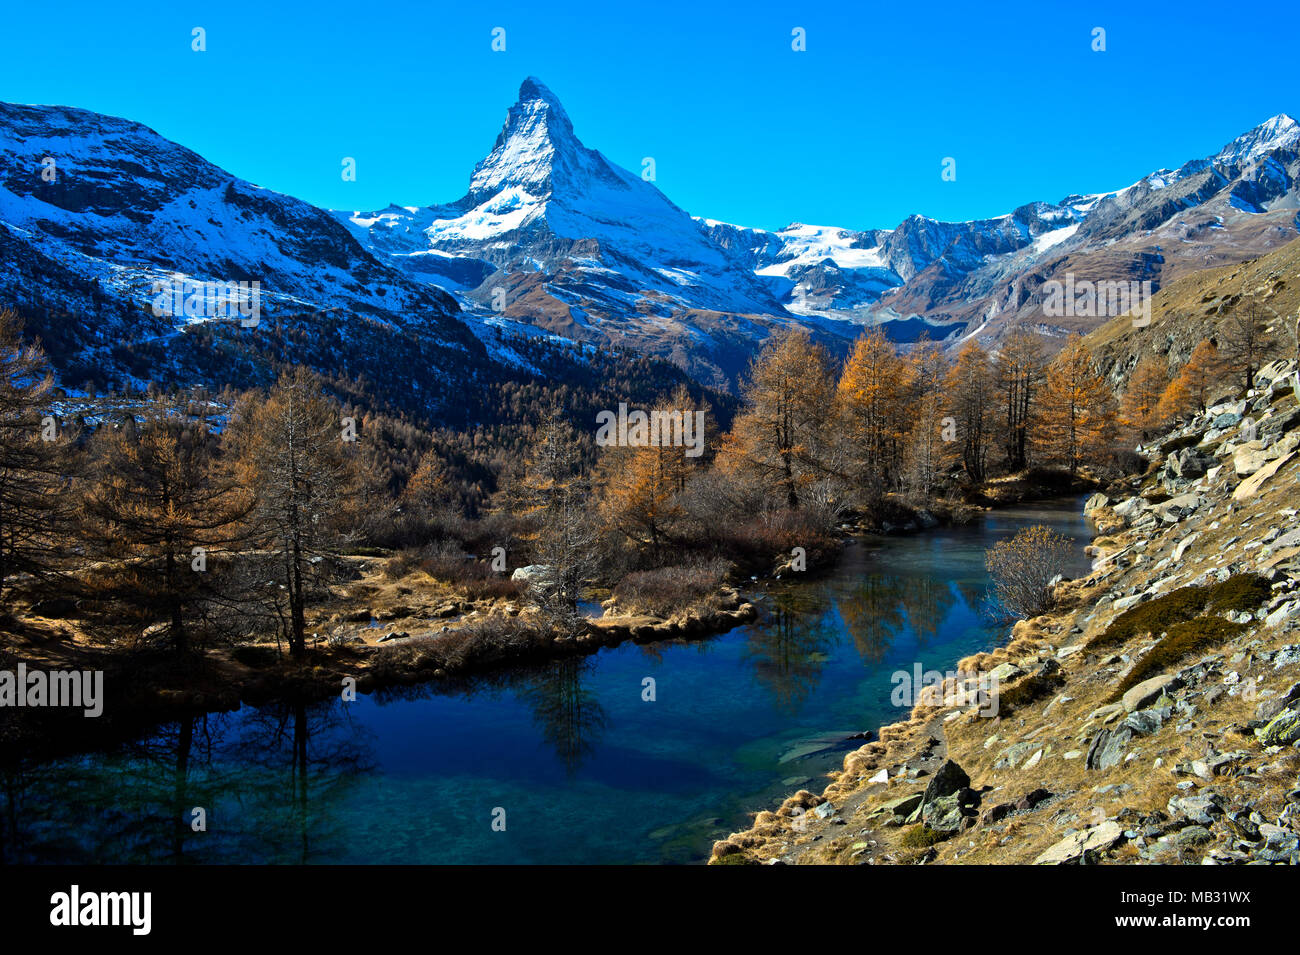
[
  {"left": 984, "top": 525, "right": 1074, "bottom": 620},
  {"left": 1205, "top": 573, "right": 1271, "bottom": 613},
  {"left": 372, "top": 616, "right": 547, "bottom": 676},
  {"left": 995, "top": 661, "right": 1065, "bottom": 714},
  {"left": 386, "top": 541, "right": 526, "bottom": 601},
  {"left": 1089, "top": 585, "right": 1211, "bottom": 650},
  {"left": 709, "top": 507, "right": 838, "bottom": 574},
  {"left": 611, "top": 558, "right": 732, "bottom": 617},
  {"left": 900, "top": 824, "right": 949, "bottom": 849},
  {"left": 1111, "top": 616, "right": 1248, "bottom": 700},
  {"left": 710, "top": 851, "right": 759, "bottom": 865},
  {"left": 1089, "top": 574, "right": 1269, "bottom": 650}
]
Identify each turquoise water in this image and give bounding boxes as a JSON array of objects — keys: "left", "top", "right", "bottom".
[{"left": 1, "top": 499, "right": 1093, "bottom": 865}]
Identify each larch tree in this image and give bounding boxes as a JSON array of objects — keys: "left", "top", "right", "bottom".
[
  {"left": 1157, "top": 340, "right": 1224, "bottom": 420},
  {"left": 1119, "top": 356, "right": 1171, "bottom": 442},
  {"left": 83, "top": 404, "right": 252, "bottom": 652},
  {"left": 901, "top": 338, "right": 951, "bottom": 502},
  {"left": 401, "top": 446, "right": 460, "bottom": 539},
  {"left": 719, "top": 329, "right": 838, "bottom": 511},
  {"left": 836, "top": 328, "right": 915, "bottom": 497},
  {"left": 0, "top": 308, "right": 72, "bottom": 607},
  {"left": 518, "top": 408, "right": 599, "bottom": 633},
  {"left": 1220, "top": 299, "right": 1270, "bottom": 390},
  {"left": 994, "top": 329, "right": 1044, "bottom": 472},
  {"left": 599, "top": 387, "right": 701, "bottom": 561},
  {"left": 944, "top": 342, "right": 998, "bottom": 484},
  {"left": 1037, "top": 335, "right": 1117, "bottom": 473},
  {"left": 229, "top": 369, "right": 359, "bottom": 657}
]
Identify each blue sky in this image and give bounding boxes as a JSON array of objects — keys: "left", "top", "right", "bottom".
[{"left": 2, "top": 0, "right": 1296, "bottom": 232}]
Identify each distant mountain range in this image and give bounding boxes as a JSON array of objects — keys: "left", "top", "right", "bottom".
[
  {"left": 2, "top": 78, "right": 1297, "bottom": 400},
  {"left": 341, "top": 79, "right": 1300, "bottom": 386}
]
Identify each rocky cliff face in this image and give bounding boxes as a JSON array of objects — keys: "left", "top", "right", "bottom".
[{"left": 712, "top": 360, "right": 1300, "bottom": 864}]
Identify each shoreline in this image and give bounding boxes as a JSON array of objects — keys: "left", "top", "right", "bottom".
[
  {"left": 708, "top": 374, "right": 1300, "bottom": 865},
  {"left": 0, "top": 472, "right": 1099, "bottom": 768}
]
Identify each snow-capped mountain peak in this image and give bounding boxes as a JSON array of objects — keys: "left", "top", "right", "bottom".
[
  {"left": 468, "top": 76, "right": 577, "bottom": 203},
  {"left": 339, "top": 77, "right": 784, "bottom": 325},
  {"left": 1215, "top": 112, "right": 1300, "bottom": 167}
]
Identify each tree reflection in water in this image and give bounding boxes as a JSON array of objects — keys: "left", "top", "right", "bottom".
[
  {"left": 742, "top": 590, "right": 840, "bottom": 713},
  {"left": 0, "top": 699, "right": 374, "bottom": 864},
  {"left": 518, "top": 657, "right": 608, "bottom": 775},
  {"left": 836, "top": 575, "right": 908, "bottom": 663},
  {"left": 899, "top": 576, "right": 957, "bottom": 648}
]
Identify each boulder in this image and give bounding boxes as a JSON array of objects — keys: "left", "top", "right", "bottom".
[
  {"left": 510, "top": 564, "right": 555, "bottom": 586},
  {"left": 921, "top": 788, "right": 979, "bottom": 833},
  {"left": 1234, "top": 446, "right": 1274, "bottom": 477},
  {"left": 1113, "top": 497, "right": 1145, "bottom": 519},
  {"left": 1151, "top": 492, "right": 1203, "bottom": 521},
  {"left": 1233, "top": 451, "right": 1296, "bottom": 501},
  {"left": 1121, "top": 707, "right": 1167, "bottom": 735},
  {"left": 1086, "top": 725, "right": 1133, "bottom": 771},
  {"left": 1265, "top": 600, "right": 1298, "bottom": 629},
  {"left": 988, "top": 662, "right": 1024, "bottom": 684},
  {"left": 1256, "top": 682, "right": 1300, "bottom": 722},
  {"left": 1256, "top": 359, "right": 1294, "bottom": 387},
  {"left": 1016, "top": 788, "right": 1053, "bottom": 812},
  {"left": 1256, "top": 707, "right": 1300, "bottom": 746},
  {"left": 1034, "top": 821, "right": 1123, "bottom": 864},
  {"left": 1168, "top": 447, "right": 1211, "bottom": 480},
  {"left": 871, "top": 793, "right": 923, "bottom": 819},
  {"left": 920, "top": 760, "right": 970, "bottom": 804},
  {"left": 1121, "top": 674, "right": 1180, "bottom": 713},
  {"left": 1167, "top": 792, "right": 1224, "bottom": 826},
  {"left": 1172, "top": 532, "right": 1200, "bottom": 562},
  {"left": 1273, "top": 529, "right": 1300, "bottom": 550}
]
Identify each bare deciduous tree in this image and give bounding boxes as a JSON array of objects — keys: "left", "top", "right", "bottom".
[{"left": 229, "top": 369, "right": 359, "bottom": 656}]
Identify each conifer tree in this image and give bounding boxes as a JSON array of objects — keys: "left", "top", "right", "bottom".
[
  {"left": 719, "top": 329, "right": 838, "bottom": 510},
  {"left": 902, "top": 337, "right": 951, "bottom": 501},
  {"left": 1220, "top": 299, "right": 1270, "bottom": 390},
  {"left": 599, "top": 387, "right": 701, "bottom": 561},
  {"left": 994, "top": 329, "right": 1044, "bottom": 471},
  {"left": 944, "top": 342, "right": 997, "bottom": 483},
  {"left": 836, "top": 328, "right": 914, "bottom": 495},
  {"left": 518, "top": 409, "right": 598, "bottom": 632},
  {"left": 229, "top": 369, "right": 358, "bottom": 656},
  {"left": 83, "top": 403, "right": 252, "bottom": 652},
  {"left": 1119, "top": 356, "right": 1171, "bottom": 442},
  {"left": 1036, "top": 335, "right": 1117, "bottom": 473},
  {"left": 0, "top": 308, "right": 72, "bottom": 607},
  {"left": 1157, "top": 340, "right": 1224, "bottom": 420}
]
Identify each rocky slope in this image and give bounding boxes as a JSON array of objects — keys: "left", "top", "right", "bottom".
[
  {"left": 1088, "top": 236, "right": 1300, "bottom": 391},
  {"left": 711, "top": 360, "right": 1300, "bottom": 864}
]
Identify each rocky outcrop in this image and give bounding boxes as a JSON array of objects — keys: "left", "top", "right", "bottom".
[{"left": 711, "top": 364, "right": 1300, "bottom": 865}]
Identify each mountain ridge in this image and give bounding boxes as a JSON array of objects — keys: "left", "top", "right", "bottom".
[{"left": 2, "top": 80, "right": 1296, "bottom": 399}]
